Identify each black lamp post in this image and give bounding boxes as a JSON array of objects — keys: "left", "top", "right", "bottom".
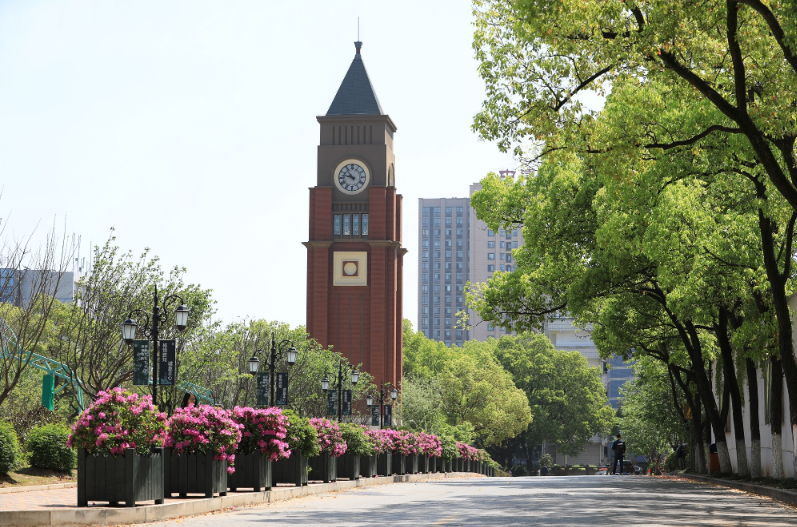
[
  {"left": 121, "top": 285, "right": 190, "bottom": 408},
  {"left": 321, "top": 358, "right": 359, "bottom": 422},
  {"left": 247, "top": 332, "right": 298, "bottom": 407},
  {"left": 366, "top": 381, "right": 397, "bottom": 429}
]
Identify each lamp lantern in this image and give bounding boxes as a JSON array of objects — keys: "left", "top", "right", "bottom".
[
  {"left": 122, "top": 318, "right": 138, "bottom": 345},
  {"left": 248, "top": 355, "right": 260, "bottom": 376}
]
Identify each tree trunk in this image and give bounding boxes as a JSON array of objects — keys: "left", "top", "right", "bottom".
[
  {"left": 745, "top": 358, "right": 762, "bottom": 479},
  {"left": 717, "top": 309, "right": 748, "bottom": 476},
  {"left": 692, "top": 389, "right": 706, "bottom": 474},
  {"left": 771, "top": 356, "right": 785, "bottom": 479}
]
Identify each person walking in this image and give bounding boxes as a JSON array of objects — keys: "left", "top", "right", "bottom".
[{"left": 610, "top": 433, "right": 626, "bottom": 474}]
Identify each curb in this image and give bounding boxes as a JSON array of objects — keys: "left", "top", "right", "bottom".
[
  {"left": 0, "top": 472, "right": 483, "bottom": 526},
  {"left": 0, "top": 484, "right": 76, "bottom": 496},
  {"left": 679, "top": 474, "right": 797, "bottom": 506}
]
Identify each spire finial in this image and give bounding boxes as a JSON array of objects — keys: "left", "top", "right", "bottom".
[{"left": 355, "top": 17, "right": 362, "bottom": 55}]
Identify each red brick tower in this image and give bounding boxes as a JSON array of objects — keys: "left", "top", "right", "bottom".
[{"left": 304, "top": 41, "right": 404, "bottom": 389}]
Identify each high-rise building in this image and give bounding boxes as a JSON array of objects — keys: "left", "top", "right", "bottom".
[{"left": 417, "top": 198, "right": 471, "bottom": 346}]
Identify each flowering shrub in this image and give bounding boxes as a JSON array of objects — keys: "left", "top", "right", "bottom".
[
  {"left": 340, "top": 423, "right": 374, "bottom": 457},
  {"left": 165, "top": 405, "right": 242, "bottom": 473},
  {"left": 384, "top": 430, "right": 420, "bottom": 456},
  {"left": 282, "top": 410, "right": 321, "bottom": 458},
  {"left": 456, "top": 441, "right": 478, "bottom": 461},
  {"left": 231, "top": 406, "right": 290, "bottom": 462},
  {"left": 418, "top": 432, "right": 442, "bottom": 457},
  {"left": 68, "top": 388, "right": 167, "bottom": 456},
  {"left": 365, "top": 429, "right": 393, "bottom": 455},
  {"left": 440, "top": 435, "right": 458, "bottom": 460},
  {"left": 309, "top": 418, "right": 347, "bottom": 458}
]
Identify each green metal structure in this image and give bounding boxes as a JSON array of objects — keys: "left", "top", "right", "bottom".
[{"left": 0, "top": 321, "right": 213, "bottom": 410}]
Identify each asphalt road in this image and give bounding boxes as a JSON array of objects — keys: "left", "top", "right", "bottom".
[{"left": 145, "top": 475, "right": 797, "bottom": 526}]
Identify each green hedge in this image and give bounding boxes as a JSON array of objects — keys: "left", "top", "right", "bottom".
[
  {"left": 0, "top": 421, "right": 22, "bottom": 474},
  {"left": 26, "top": 424, "right": 75, "bottom": 473}
]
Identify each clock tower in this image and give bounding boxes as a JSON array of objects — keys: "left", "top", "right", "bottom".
[{"left": 304, "top": 41, "right": 404, "bottom": 389}]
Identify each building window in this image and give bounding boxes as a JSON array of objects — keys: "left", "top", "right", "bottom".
[
  {"left": 446, "top": 217, "right": 453, "bottom": 225},
  {"left": 434, "top": 307, "right": 441, "bottom": 314},
  {"left": 513, "top": 229, "right": 518, "bottom": 236},
  {"left": 333, "top": 215, "right": 341, "bottom": 236},
  {"left": 506, "top": 265, "right": 512, "bottom": 272},
  {"left": 487, "top": 323, "right": 494, "bottom": 330},
  {"left": 445, "top": 318, "right": 451, "bottom": 326},
  {"left": 435, "top": 229, "right": 441, "bottom": 236},
  {"left": 500, "top": 253, "right": 505, "bottom": 261},
  {"left": 422, "top": 273, "right": 429, "bottom": 282},
  {"left": 445, "top": 285, "right": 451, "bottom": 292},
  {"left": 423, "top": 306, "right": 429, "bottom": 314},
  {"left": 445, "top": 307, "right": 452, "bottom": 314},
  {"left": 423, "top": 217, "right": 429, "bottom": 226},
  {"left": 513, "top": 241, "right": 518, "bottom": 248},
  {"left": 434, "top": 296, "right": 440, "bottom": 304},
  {"left": 445, "top": 295, "right": 452, "bottom": 303},
  {"left": 457, "top": 217, "right": 463, "bottom": 225},
  {"left": 488, "top": 264, "right": 495, "bottom": 272},
  {"left": 423, "top": 251, "right": 429, "bottom": 259},
  {"left": 500, "top": 241, "right": 505, "bottom": 249},
  {"left": 445, "top": 330, "right": 451, "bottom": 337},
  {"left": 445, "top": 251, "right": 452, "bottom": 258},
  {"left": 434, "top": 207, "right": 441, "bottom": 216},
  {"left": 434, "top": 285, "right": 441, "bottom": 293},
  {"left": 435, "top": 218, "right": 441, "bottom": 226},
  {"left": 422, "top": 285, "right": 428, "bottom": 293},
  {"left": 446, "top": 228, "right": 452, "bottom": 236},
  {"left": 423, "top": 240, "right": 429, "bottom": 248},
  {"left": 457, "top": 251, "right": 463, "bottom": 258},
  {"left": 488, "top": 253, "right": 495, "bottom": 260},
  {"left": 422, "top": 262, "right": 429, "bottom": 270},
  {"left": 435, "top": 262, "right": 441, "bottom": 269},
  {"left": 457, "top": 262, "right": 463, "bottom": 269},
  {"left": 445, "top": 273, "right": 452, "bottom": 280},
  {"left": 343, "top": 214, "right": 350, "bottom": 236},
  {"left": 488, "top": 241, "right": 495, "bottom": 248},
  {"left": 457, "top": 273, "right": 463, "bottom": 280},
  {"left": 506, "top": 254, "right": 513, "bottom": 262},
  {"left": 434, "top": 318, "right": 440, "bottom": 326},
  {"left": 445, "top": 262, "right": 452, "bottom": 269},
  {"left": 422, "top": 295, "right": 428, "bottom": 305},
  {"left": 353, "top": 214, "right": 360, "bottom": 235},
  {"left": 499, "top": 229, "right": 505, "bottom": 235},
  {"left": 434, "top": 330, "right": 440, "bottom": 338},
  {"left": 457, "top": 296, "right": 463, "bottom": 304},
  {"left": 457, "top": 239, "right": 463, "bottom": 247},
  {"left": 500, "top": 265, "right": 505, "bottom": 271},
  {"left": 422, "top": 229, "right": 429, "bottom": 236},
  {"left": 362, "top": 214, "right": 369, "bottom": 235},
  {"left": 457, "top": 228, "right": 463, "bottom": 235},
  {"left": 435, "top": 251, "right": 441, "bottom": 258},
  {"left": 434, "top": 273, "right": 441, "bottom": 281},
  {"left": 446, "top": 207, "right": 452, "bottom": 214},
  {"left": 457, "top": 207, "right": 463, "bottom": 213},
  {"left": 434, "top": 240, "right": 441, "bottom": 248},
  {"left": 488, "top": 230, "right": 495, "bottom": 237},
  {"left": 422, "top": 318, "right": 428, "bottom": 326}
]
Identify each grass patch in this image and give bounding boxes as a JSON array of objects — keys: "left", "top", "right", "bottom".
[{"left": 0, "top": 464, "right": 74, "bottom": 488}]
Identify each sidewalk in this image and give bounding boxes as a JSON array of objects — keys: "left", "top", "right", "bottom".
[{"left": 0, "top": 472, "right": 482, "bottom": 526}]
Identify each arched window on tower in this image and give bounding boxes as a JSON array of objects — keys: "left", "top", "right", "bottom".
[{"left": 388, "top": 164, "right": 395, "bottom": 187}]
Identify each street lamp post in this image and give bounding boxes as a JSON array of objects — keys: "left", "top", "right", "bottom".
[
  {"left": 247, "top": 332, "right": 298, "bottom": 407},
  {"left": 366, "top": 382, "right": 397, "bottom": 429},
  {"left": 121, "top": 285, "right": 190, "bottom": 408},
  {"left": 321, "top": 358, "right": 359, "bottom": 422}
]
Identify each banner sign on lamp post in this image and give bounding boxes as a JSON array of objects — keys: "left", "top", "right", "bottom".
[
  {"left": 257, "top": 372, "right": 270, "bottom": 406},
  {"left": 276, "top": 372, "right": 289, "bottom": 405},
  {"left": 158, "top": 340, "right": 176, "bottom": 386},
  {"left": 133, "top": 340, "right": 150, "bottom": 386},
  {"left": 343, "top": 390, "right": 352, "bottom": 416}
]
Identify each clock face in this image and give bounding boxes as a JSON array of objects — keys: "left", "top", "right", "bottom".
[{"left": 337, "top": 163, "right": 368, "bottom": 193}]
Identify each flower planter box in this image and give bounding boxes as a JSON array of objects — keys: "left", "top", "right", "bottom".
[
  {"left": 360, "top": 455, "right": 377, "bottom": 477},
  {"left": 406, "top": 454, "right": 419, "bottom": 474},
  {"left": 337, "top": 452, "right": 360, "bottom": 480},
  {"left": 378, "top": 452, "right": 393, "bottom": 476},
  {"left": 419, "top": 455, "right": 430, "bottom": 473},
  {"left": 77, "top": 447, "right": 164, "bottom": 507},
  {"left": 164, "top": 449, "right": 227, "bottom": 498},
  {"left": 227, "top": 452, "right": 272, "bottom": 492},
  {"left": 429, "top": 456, "right": 437, "bottom": 473},
  {"left": 308, "top": 453, "right": 337, "bottom": 483},
  {"left": 391, "top": 453, "right": 406, "bottom": 475},
  {"left": 443, "top": 458, "right": 452, "bottom": 473},
  {"left": 273, "top": 452, "right": 308, "bottom": 487}
]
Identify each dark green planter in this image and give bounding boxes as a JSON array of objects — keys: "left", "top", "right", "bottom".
[
  {"left": 420, "top": 455, "right": 430, "bottom": 473},
  {"left": 77, "top": 447, "right": 164, "bottom": 507},
  {"left": 378, "top": 452, "right": 392, "bottom": 475},
  {"left": 360, "top": 455, "right": 377, "bottom": 477},
  {"left": 228, "top": 452, "right": 272, "bottom": 492},
  {"left": 273, "top": 452, "right": 308, "bottom": 486},
  {"left": 429, "top": 456, "right": 437, "bottom": 473},
  {"left": 164, "top": 449, "right": 227, "bottom": 498},
  {"left": 409, "top": 454, "right": 421, "bottom": 474},
  {"left": 443, "top": 458, "right": 453, "bottom": 473},
  {"left": 391, "top": 453, "right": 406, "bottom": 475},
  {"left": 308, "top": 453, "right": 337, "bottom": 483},
  {"left": 457, "top": 458, "right": 464, "bottom": 472},
  {"left": 338, "top": 452, "right": 360, "bottom": 480}
]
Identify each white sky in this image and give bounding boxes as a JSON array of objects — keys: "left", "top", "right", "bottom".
[{"left": 0, "top": 0, "right": 515, "bottom": 330}]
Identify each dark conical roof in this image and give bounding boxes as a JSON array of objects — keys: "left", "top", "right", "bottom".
[{"left": 326, "top": 42, "right": 384, "bottom": 116}]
